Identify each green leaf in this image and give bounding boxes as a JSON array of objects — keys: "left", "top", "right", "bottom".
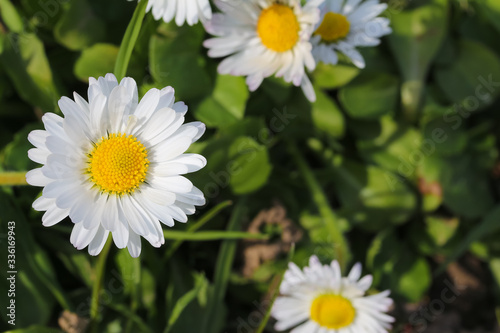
[
  {"left": 311, "top": 86, "right": 345, "bottom": 138},
  {"left": 478, "top": 0, "right": 500, "bottom": 34},
  {"left": 74, "top": 43, "right": 119, "bottom": 81},
  {"left": 54, "top": 0, "right": 106, "bottom": 51},
  {"left": 201, "top": 199, "right": 247, "bottom": 333},
  {"left": 437, "top": 205, "right": 500, "bottom": 274},
  {"left": 0, "top": 192, "right": 71, "bottom": 327},
  {"left": 312, "top": 63, "right": 360, "bottom": 89},
  {"left": 331, "top": 158, "right": 417, "bottom": 230},
  {"left": 165, "top": 273, "right": 208, "bottom": 333},
  {"left": 228, "top": 137, "right": 272, "bottom": 194},
  {"left": 367, "top": 230, "right": 431, "bottom": 302},
  {"left": 357, "top": 115, "right": 421, "bottom": 177},
  {"left": 194, "top": 75, "right": 249, "bottom": 127},
  {"left": 387, "top": 0, "right": 448, "bottom": 121},
  {"left": 1, "top": 124, "right": 40, "bottom": 171},
  {"left": 410, "top": 216, "right": 460, "bottom": 256},
  {"left": 339, "top": 72, "right": 399, "bottom": 119},
  {"left": 435, "top": 39, "right": 500, "bottom": 109},
  {"left": 149, "top": 23, "right": 211, "bottom": 101},
  {"left": 0, "top": 33, "right": 59, "bottom": 113},
  {"left": 0, "top": 0, "right": 24, "bottom": 33},
  {"left": 115, "top": 249, "right": 141, "bottom": 296}
]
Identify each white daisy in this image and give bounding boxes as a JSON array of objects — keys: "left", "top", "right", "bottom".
[
  {"left": 310, "top": 0, "right": 392, "bottom": 68},
  {"left": 272, "top": 255, "right": 395, "bottom": 332},
  {"left": 26, "top": 74, "right": 207, "bottom": 258},
  {"left": 203, "top": 0, "right": 324, "bottom": 102},
  {"left": 145, "top": 0, "right": 212, "bottom": 26}
]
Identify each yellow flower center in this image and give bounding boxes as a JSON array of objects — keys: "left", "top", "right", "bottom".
[
  {"left": 314, "top": 12, "right": 350, "bottom": 42},
  {"left": 256, "top": 4, "right": 300, "bottom": 52},
  {"left": 310, "top": 294, "right": 356, "bottom": 329},
  {"left": 87, "top": 133, "right": 149, "bottom": 195}
]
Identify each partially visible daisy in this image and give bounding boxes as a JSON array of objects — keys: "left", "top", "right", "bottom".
[
  {"left": 203, "top": 0, "right": 324, "bottom": 102},
  {"left": 144, "top": 0, "right": 212, "bottom": 26},
  {"left": 272, "top": 255, "right": 394, "bottom": 332},
  {"left": 26, "top": 74, "right": 206, "bottom": 257},
  {"left": 311, "top": 0, "right": 392, "bottom": 68}
]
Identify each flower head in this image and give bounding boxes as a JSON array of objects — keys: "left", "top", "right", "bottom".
[
  {"left": 145, "top": 0, "right": 212, "bottom": 26},
  {"left": 311, "top": 0, "right": 392, "bottom": 68},
  {"left": 26, "top": 74, "right": 206, "bottom": 257},
  {"left": 272, "top": 255, "right": 394, "bottom": 332},
  {"left": 203, "top": 0, "right": 324, "bottom": 102}
]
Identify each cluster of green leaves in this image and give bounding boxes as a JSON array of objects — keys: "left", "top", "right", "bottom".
[{"left": 1, "top": 0, "right": 500, "bottom": 331}]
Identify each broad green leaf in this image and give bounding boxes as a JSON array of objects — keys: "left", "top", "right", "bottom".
[
  {"left": 435, "top": 39, "right": 500, "bottom": 109},
  {"left": 0, "top": 0, "right": 23, "bottom": 33},
  {"left": 410, "top": 216, "right": 460, "bottom": 256},
  {"left": 54, "top": 0, "right": 106, "bottom": 51},
  {"left": 228, "top": 137, "right": 272, "bottom": 194},
  {"left": 331, "top": 158, "right": 417, "bottom": 230},
  {"left": 387, "top": 0, "right": 448, "bottom": 121},
  {"left": 422, "top": 117, "right": 467, "bottom": 156},
  {"left": 439, "top": 155, "right": 494, "bottom": 218},
  {"left": 437, "top": 205, "right": 500, "bottom": 274},
  {"left": 312, "top": 63, "right": 360, "bottom": 89},
  {"left": 311, "top": 86, "right": 345, "bottom": 138},
  {"left": 74, "top": 43, "right": 119, "bottom": 81},
  {"left": 194, "top": 75, "right": 249, "bottom": 128},
  {"left": 1, "top": 124, "right": 40, "bottom": 171},
  {"left": 367, "top": 230, "right": 431, "bottom": 302},
  {"left": 0, "top": 33, "right": 59, "bottom": 113},
  {"left": 357, "top": 115, "right": 421, "bottom": 177},
  {"left": 339, "top": 72, "right": 399, "bottom": 119},
  {"left": 149, "top": 23, "right": 211, "bottom": 101}
]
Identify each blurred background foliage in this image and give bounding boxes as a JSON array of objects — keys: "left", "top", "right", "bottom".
[{"left": 1, "top": 0, "right": 500, "bottom": 332}]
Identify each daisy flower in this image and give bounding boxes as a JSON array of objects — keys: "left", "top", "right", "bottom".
[
  {"left": 145, "top": 0, "right": 212, "bottom": 26},
  {"left": 203, "top": 0, "right": 324, "bottom": 102},
  {"left": 26, "top": 74, "right": 206, "bottom": 257},
  {"left": 272, "top": 255, "right": 394, "bottom": 332},
  {"left": 311, "top": 0, "right": 392, "bottom": 68}
]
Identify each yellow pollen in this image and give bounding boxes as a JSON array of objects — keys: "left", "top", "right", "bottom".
[
  {"left": 314, "top": 12, "right": 350, "bottom": 42},
  {"left": 310, "top": 294, "right": 356, "bottom": 329},
  {"left": 257, "top": 4, "right": 300, "bottom": 52},
  {"left": 87, "top": 133, "right": 149, "bottom": 195}
]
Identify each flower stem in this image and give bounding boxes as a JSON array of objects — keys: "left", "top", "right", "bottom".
[
  {"left": 287, "top": 141, "right": 351, "bottom": 269},
  {"left": 0, "top": 172, "right": 28, "bottom": 186},
  {"left": 90, "top": 235, "right": 113, "bottom": 332},
  {"left": 114, "top": 0, "right": 148, "bottom": 80}
]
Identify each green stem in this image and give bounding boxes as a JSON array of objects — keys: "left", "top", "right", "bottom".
[
  {"left": 0, "top": 171, "right": 28, "bottom": 186},
  {"left": 113, "top": 0, "right": 148, "bottom": 80},
  {"left": 287, "top": 142, "right": 351, "bottom": 269},
  {"left": 202, "top": 198, "right": 247, "bottom": 333},
  {"left": 163, "top": 230, "right": 267, "bottom": 241},
  {"left": 90, "top": 235, "right": 113, "bottom": 332},
  {"left": 164, "top": 200, "right": 233, "bottom": 260},
  {"left": 255, "top": 244, "right": 295, "bottom": 333}
]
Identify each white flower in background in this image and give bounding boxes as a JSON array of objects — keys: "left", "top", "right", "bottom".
[
  {"left": 203, "top": 0, "right": 324, "bottom": 102},
  {"left": 26, "top": 74, "right": 206, "bottom": 257},
  {"left": 311, "top": 0, "right": 392, "bottom": 68},
  {"left": 272, "top": 256, "right": 394, "bottom": 332},
  {"left": 145, "top": 0, "right": 212, "bottom": 26}
]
